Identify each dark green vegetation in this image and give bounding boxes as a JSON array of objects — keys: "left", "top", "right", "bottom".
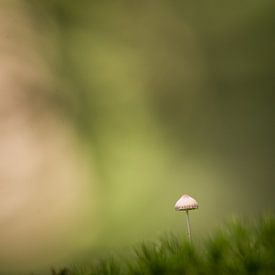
[{"left": 52, "top": 217, "right": 275, "bottom": 275}]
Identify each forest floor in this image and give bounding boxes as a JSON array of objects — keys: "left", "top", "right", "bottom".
[{"left": 52, "top": 217, "right": 275, "bottom": 275}]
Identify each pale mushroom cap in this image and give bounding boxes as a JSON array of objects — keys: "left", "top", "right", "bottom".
[{"left": 175, "top": 194, "right": 198, "bottom": 211}]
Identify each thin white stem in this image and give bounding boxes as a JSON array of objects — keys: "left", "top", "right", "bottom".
[{"left": 185, "top": 210, "right": 191, "bottom": 242}]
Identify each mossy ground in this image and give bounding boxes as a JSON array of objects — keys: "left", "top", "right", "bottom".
[{"left": 52, "top": 217, "right": 275, "bottom": 275}]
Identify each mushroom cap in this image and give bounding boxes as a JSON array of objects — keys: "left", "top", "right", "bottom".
[{"left": 175, "top": 194, "right": 198, "bottom": 211}]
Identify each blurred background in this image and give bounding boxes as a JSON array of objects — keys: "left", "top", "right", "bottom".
[{"left": 0, "top": 0, "right": 274, "bottom": 273}]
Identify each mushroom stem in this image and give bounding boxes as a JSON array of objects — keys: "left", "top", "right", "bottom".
[{"left": 185, "top": 210, "right": 191, "bottom": 242}]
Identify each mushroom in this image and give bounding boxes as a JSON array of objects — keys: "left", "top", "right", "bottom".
[{"left": 175, "top": 194, "right": 198, "bottom": 242}]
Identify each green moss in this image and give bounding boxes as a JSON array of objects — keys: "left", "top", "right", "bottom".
[{"left": 52, "top": 217, "right": 275, "bottom": 275}]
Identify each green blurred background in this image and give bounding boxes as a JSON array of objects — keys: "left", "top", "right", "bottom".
[{"left": 0, "top": 0, "right": 274, "bottom": 273}]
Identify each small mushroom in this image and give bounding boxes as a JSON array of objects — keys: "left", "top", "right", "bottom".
[{"left": 175, "top": 194, "right": 198, "bottom": 242}]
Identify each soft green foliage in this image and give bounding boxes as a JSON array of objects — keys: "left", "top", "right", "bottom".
[{"left": 52, "top": 217, "right": 275, "bottom": 275}]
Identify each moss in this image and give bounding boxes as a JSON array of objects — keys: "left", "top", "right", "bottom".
[{"left": 52, "top": 217, "right": 275, "bottom": 275}]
